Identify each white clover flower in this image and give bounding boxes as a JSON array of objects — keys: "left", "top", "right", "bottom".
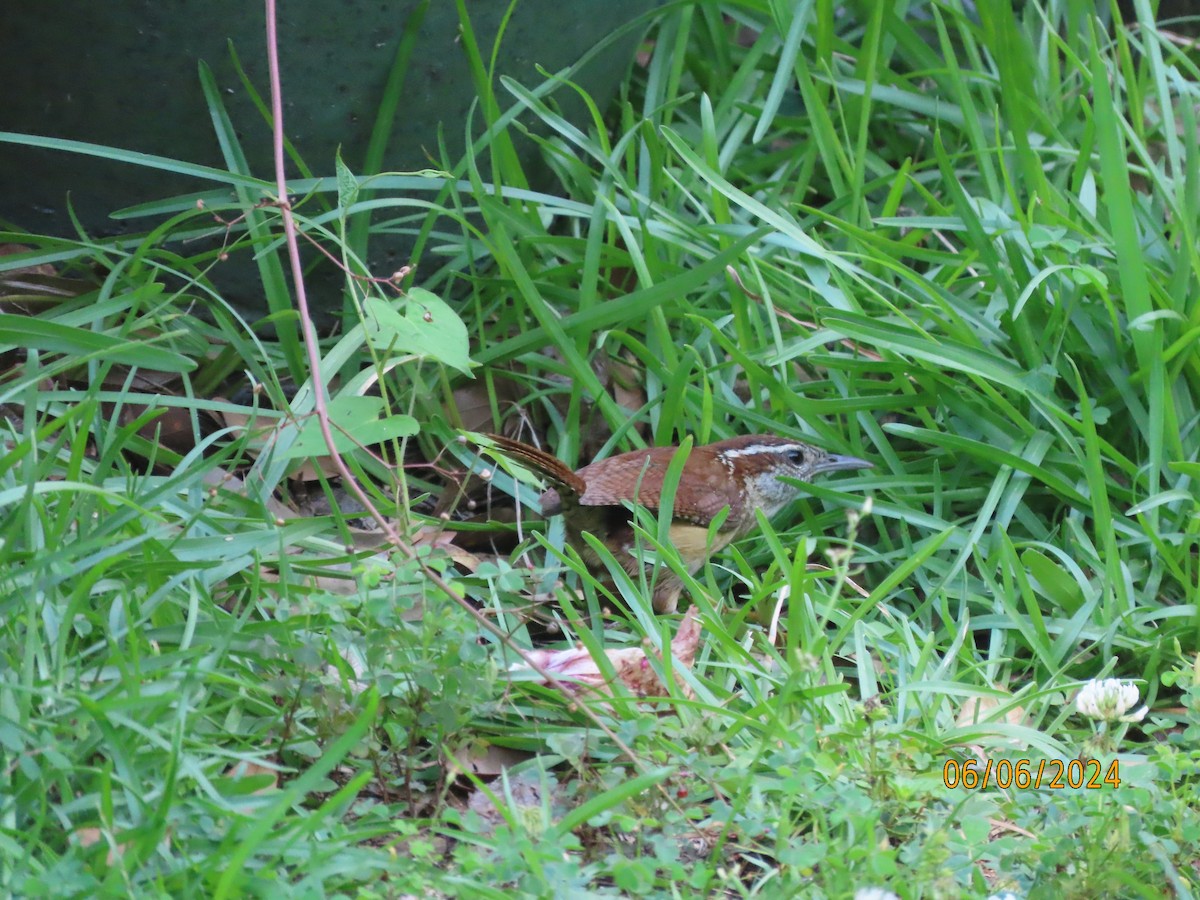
[
  {"left": 1075, "top": 678, "right": 1148, "bottom": 723},
  {"left": 854, "top": 889, "right": 900, "bottom": 900}
]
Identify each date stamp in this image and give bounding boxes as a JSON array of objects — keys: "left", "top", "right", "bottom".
[{"left": 943, "top": 757, "right": 1120, "bottom": 790}]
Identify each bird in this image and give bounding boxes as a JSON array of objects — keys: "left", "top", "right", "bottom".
[{"left": 485, "top": 433, "right": 871, "bottom": 613}]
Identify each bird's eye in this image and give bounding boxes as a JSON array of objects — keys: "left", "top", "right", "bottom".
[{"left": 787, "top": 449, "right": 805, "bottom": 465}]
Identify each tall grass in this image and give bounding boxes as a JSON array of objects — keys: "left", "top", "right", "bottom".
[{"left": 1, "top": 0, "right": 1198, "bottom": 895}]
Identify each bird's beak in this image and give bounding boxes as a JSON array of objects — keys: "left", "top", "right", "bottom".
[{"left": 813, "top": 454, "right": 873, "bottom": 475}]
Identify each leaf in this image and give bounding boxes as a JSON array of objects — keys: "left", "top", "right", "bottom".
[
  {"left": 820, "top": 312, "right": 1032, "bottom": 394},
  {"left": 1021, "top": 548, "right": 1086, "bottom": 614},
  {"left": 335, "top": 146, "right": 359, "bottom": 217},
  {"left": 0, "top": 314, "right": 196, "bottom": 373},
  {"left": 363, "top": 289, "right": 474, "bottom": 374},
  {"left": 284, "top": 395, "right": 419, "bottom": 458}
]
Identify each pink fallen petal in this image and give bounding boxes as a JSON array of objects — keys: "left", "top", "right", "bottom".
[{"left": 520, "top": 608, "right": 701, "bottom": 699}]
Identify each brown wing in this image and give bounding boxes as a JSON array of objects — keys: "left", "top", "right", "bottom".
[{"left": 576, "top": 444, "right": 746, "bottom": 530}]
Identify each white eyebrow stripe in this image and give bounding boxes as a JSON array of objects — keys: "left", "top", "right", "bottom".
[{"left": 719, "top": 444, "right": 808, "bottom": 459}]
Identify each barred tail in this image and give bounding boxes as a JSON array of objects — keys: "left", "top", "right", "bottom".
[{"left": 483, "top": 434, "right": 586, "bottom": 500}]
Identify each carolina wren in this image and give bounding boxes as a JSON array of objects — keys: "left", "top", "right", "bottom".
[{"left": 487, "top": 433, "right": 871, "bottom": 613}]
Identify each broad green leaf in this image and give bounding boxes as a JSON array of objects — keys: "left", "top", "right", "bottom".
[
  {"left": 284, "top": 395, "right": 419, "bottom": 458},
  {"left": 363, "top": 289, "right": 474, "bottom": 375}
]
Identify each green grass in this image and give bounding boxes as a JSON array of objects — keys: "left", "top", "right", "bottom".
[{"left": 3, "top": 0, "right": 1200, "bottom": 897}]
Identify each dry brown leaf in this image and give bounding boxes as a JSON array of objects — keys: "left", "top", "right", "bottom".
[
  {"left": 201, "top": 468, "right": 295, "bottom": 521},
  {"left": 73, "top": 827, "right": 105, "bottom": 849},
  {"left": 413, "top": 524, "right": 481, "bottom": 572},
  {"left": 211, "top": 402, "right": 282, "bottom": 454},
  {"left": 226, "top": 760, "right": 279, "bottom": 786},
  {"left": 288, "top": 455, "right": 343, "bottom": 482},
  {"left": 988, "top": 817, "right": 1037, "bottom": 840},
  {"left": 450, "top": 742, "right": 535, "bottom": 778},
  {"left": 956, "top": 691, "right": 1030, "bottom": 759},
  {"left": 464, "top": 769, "right": 567, "bottom": 835},
  {"left": 73, "top": 826, "right": 171, "bottom": 864},
  {"left": 225, "top": 760, "right": 280, "bottom": 815},
  {"left": 955, "top": 693, "right": 1027, "bottom": 729},
  {"left": 0, "top": 243, "right": 55, "bottom": 278},
  {"left": 451, "top": 376, "right": 521, "bottom": 434}
]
